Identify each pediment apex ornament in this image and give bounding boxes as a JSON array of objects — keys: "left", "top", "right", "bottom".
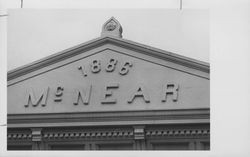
[{"left": 101, "top": 17, "right": 123, "bottom": 38}]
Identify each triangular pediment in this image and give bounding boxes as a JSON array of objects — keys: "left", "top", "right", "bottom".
[
  {"left": 8, "top": 36, "right": 209, "bottom": 114},
  {"left": 8, "top": 36, "right": 209, "bottom": 81}
]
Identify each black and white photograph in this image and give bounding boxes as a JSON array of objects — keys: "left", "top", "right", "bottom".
[
  {"left": 0, "top": 0, "right": 250, "bottom": 156},
  {"left": 6, "top": 9, "right": 210, "bottom": 151}
]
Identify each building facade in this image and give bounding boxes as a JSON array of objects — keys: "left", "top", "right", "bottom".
[{"left": 7, "top": 17, "right": 210, "bottom": 150}]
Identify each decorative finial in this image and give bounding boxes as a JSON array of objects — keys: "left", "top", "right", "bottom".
[{"left": 101, "top": 17, "right": 123, "bottom": 38}]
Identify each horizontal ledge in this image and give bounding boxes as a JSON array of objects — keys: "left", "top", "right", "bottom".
[
  {"left": 8, "top": 108, "right": 209, "bottom": 128},
  {"left": 8, "top": 108, "right": 209, "bottom": 119},
  {"left": 7, "top": 119, "right": 210, "bottom": 128}
]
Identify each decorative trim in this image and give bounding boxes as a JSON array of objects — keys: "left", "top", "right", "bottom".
[
  {"left": 43, "top": 130, "right": 134, "bottom": 140},
  {"left": 101, "top": 17, "right": 123, "bottom": 38},
  {"left": 7, "top": 125, "right": 209, "bottom": 141},
  {"left": 146, "top": 128, "right": 210, "bottom": 137},
  {"left": 7, "top": 133, "right": 32, "bottom": 140}
]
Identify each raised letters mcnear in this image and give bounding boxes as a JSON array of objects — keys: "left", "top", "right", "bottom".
[{"left": 24, "top": 58, "right": 179, "bottom": 108}]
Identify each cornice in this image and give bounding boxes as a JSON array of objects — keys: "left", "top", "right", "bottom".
[
  {"left": 109, "top": 37, "right": 210, "bottom": 73},
  {"left": 8, "top": 36, "right": 209, "bottom": 81},
  {"left": 7, "top": 133, "right": 32, "bottom": 141},
  {"left": 7, "top": 124, "right": 210, "bottom": 141},
  {"left": 8, "top": 37, "right": 107, "bottom": 81},
  {"left": 8, "top": 108, "right": 210, "bottom": 128},
  {"left": 146, "top": 128, "right": 210, "bottom": 137},
  {"left": 43, "top": 130, "right": 134, "bottom": 141}
]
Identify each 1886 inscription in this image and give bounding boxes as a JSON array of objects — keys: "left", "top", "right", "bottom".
[
  {"left": 25, "top": 58, "right": 179, "bottom": 108},
  {"left": 78, "top": 58, "right": 133, "bottom": 77}
]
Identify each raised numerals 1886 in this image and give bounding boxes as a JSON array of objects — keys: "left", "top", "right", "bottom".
[{"left": 78, "top": 58, "right": 133, "bottom": 77}]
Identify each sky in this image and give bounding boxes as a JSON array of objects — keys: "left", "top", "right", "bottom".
[{"left": 7, "top": 9, "right": 209, "bottom": 70}]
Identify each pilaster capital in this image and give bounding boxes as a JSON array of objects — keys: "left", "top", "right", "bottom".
[
  {"left": 31, "top": 128, "right": 42, "bottom": 142},
  {"left": 133, "top": 125, "right": 145, "bottom": 140}
]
